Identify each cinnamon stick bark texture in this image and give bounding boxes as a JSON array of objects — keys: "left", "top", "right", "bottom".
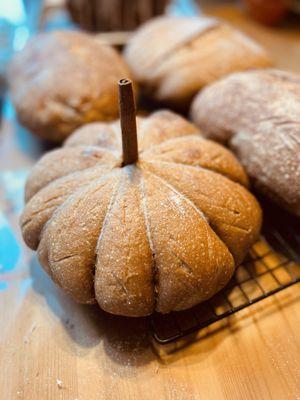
[{"left": 119, "top": 79, "right": 138, "bottom": 166}]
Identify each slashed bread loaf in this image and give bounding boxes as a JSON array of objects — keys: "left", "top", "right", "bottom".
[
  {"left": 191, "top": 69, "right": 300, "bottom": 216},
  {"left": 21, "top": 111, "right": 261, "bottom": 316},
  {"left": 124, "top": 16, "right": 272, "bottom": 109}
]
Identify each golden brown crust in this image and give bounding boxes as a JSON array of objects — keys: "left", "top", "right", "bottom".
[
  {"left": 64, "top": 121, "right": 122, "bottom": 150},
  {"left": 141, "top": 160, "right": 261, "bottom": 265},
  {"left": 95, "top": 167, "right": 155, "bottom": 316},
  {"left": 21, "top": 165, "right": 114, "bottom": 250},
  {"left": 124, "top": 16, "right": 272, "bottom": 108},
  {"left": 45, "top": 171, "right": 122, "bottom": 303},
  {"left": 144, "top": 135, "right": 249, "bottom": 187},
  {"left": 9, "top": 30, "right": 133, "bottom": 141},
  {"left": 138, "top": 110, "right": 199, "bottom": 150},
  {"left": 21, "top": 110, "right": 261, "bottom": 316},
  {"left": 141, "top": 170, "right": 235, "bottom": 313},
  {"left": 191, "top": 69, "right": 300, "bottom": 216},
  {"left": 24, "top": 146, "right": 119, "bottom": 202}
]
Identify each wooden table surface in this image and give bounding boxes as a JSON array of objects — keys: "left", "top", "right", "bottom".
[{"left": 1, "top": 4, "right": 300, "bottom": 400}]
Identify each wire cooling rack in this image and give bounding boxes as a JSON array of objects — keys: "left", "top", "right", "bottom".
[{"left": 151, "top": 198, "right": 300, "bottom": 344}]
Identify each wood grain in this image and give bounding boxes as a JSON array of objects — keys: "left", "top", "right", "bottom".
[{"left": 0, "top": 4, "right": 300, "bottom": 400}]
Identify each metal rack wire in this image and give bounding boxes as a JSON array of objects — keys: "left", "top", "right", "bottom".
[{"left": 151, "top": 199, "right": 300, "bottom": 344}]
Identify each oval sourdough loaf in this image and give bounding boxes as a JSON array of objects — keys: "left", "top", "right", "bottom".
[
  {"left": 9, "top": 30, "right": 133, "bottom": 142},
  {"left": 191, "top": 69, "right": 300, "bottom": 216},
  {"left": 124, "top": 16, "right": 272, "bottom": 109},
  {"left": 20, "top": 110, "right": 261, "bottom": 316}
]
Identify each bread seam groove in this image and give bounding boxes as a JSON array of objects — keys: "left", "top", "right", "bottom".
[
  {"left": 140, "top": 173, "right": 158, "bottom": 313},
  {"left": 147, "top": 161, "right": 252, "bottom": 221},
  {"left": 36, "top": 167, "right": 117, "bottom": 242},
  {"left": 143, "top": 169, "right": 237, "bottom": 262},
  {"left": 144, "top": 169, "right": 208, "bottom": 223},
  {"left": 95, "top": 174, "right": 123, "bottom": 261},
  {"left": 148, "top": 158, "right": 246, "bottom": 187},
  {"left": 139, "top": 134, "right": 204, "bottom": 155}
]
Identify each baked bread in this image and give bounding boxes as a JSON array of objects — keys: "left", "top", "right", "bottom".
[
  {"left": 8, "top": 30, "right": 133, "bottom": 141},
  {"left": 21, "top": 108, "right": 261, "bottom": 316},
  {"left": 191, "top": 69, "right": 300, "bottom": 216},
  {"left": 67, "top": 0, "right": 169, "bottom": 31},
  {"left": 124, "top": 16, "right": 272, "bottom": 109}
]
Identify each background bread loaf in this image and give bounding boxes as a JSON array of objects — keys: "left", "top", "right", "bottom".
[
  {"left": 8, "top": 30, "right": 133, "bottom": 142},
  {"left": 124, "top": 16, "right": 272, "bottom": 109},
  {"left": 191, "top": 69, "right": 300, "bottom": 216}
]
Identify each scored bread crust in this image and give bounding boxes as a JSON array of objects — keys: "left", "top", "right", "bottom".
[
  {"left": 21, "top": 110, "right": 262, "bottom": 316},
  {"left": 124, "top": 16, "right": 272, "bottom": 108},
  {"left": 191, "top": 69, "right": 300, "bottom": 216},
  {"left": 8, "top": 30, "right": 133, "bottom": 142}
]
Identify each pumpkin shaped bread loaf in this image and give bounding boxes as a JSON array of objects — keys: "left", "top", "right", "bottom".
[
  {"left": 124, "top": 16, "right": 272, "bottom": 109},
  {"left": 21, "top": 82, "right": 261, "bottom": 316},
  {"left": 8, "top": 30, "right": 133, "bottom": 142},
  {"left": 191, "top": 69, "right": 300, "bottom": 217}
]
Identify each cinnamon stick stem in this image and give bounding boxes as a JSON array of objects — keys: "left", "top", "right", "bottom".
[{"left": 118, "top": 79, "right": 138, "bottom": 166}]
